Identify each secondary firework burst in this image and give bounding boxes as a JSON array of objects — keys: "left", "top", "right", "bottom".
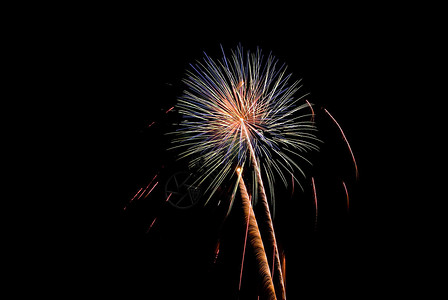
[{"left": 168, "top": 45, "right": 320, "bottom": 205}]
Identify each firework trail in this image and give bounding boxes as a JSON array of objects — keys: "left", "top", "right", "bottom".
[
  {"left": 238, "top": 168, "right": 276, "bottom": 300},
  {"left": 311, "top": 177, "right": 318, "bottom": 231},
  {"left": 239, "top": 186, "right": 251, "bottom": 291},
  {"left": 342, "top": 180, "right": 349, "bottom": 213},
  {"left": 146, "top": 192, "right": 172, "bottom": 233},
  {"left": 242, "top": 116, "right": 286, "bottom": 300},
  {"left": 323, "top": 108, "right": 359, "bottom": 179},
  {"left": 305, "top": 100, "right": 315, "bottom": 123},
  {"left": 169, "top": 45, "right": 319, "bottom": 299}
]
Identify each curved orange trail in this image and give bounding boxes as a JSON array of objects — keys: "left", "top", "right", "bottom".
[
  {"left": 305, "top": 100, "right": 315, "bottom": 122},
  {"left": 311, "top": 177, "right": 318, "bottom": 231},
  {"left": 323, "top": 108, "right": 359, "bottom": 179},
  {"left": 342, "top": 180, "right": 349, "bottom": 213}
]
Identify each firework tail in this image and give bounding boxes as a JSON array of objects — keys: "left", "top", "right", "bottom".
[
  {"left": 239, "top": 193, "right": 251, "bottom": 291},
  {"left": 323, "top": 108, "right": 359, "bottom": 179},
  {"left": 342, "top": 180, "right": 349, "bottom": 213},
  {"left": 311, "top": 177, "right": 318, "bottom": 232},
  {"left": 238, "top": 169, "right": 277, "bottom": 300},
  {"left": 242, "top": 122, "right": 286, "bottom": 300},
  {"left": 280, "top": 251, "right": 286, "bottom": 289}
]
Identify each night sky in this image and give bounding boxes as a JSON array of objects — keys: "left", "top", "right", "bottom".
[{"left": 68, "top": 6, "right": 422, "bottom": 299}]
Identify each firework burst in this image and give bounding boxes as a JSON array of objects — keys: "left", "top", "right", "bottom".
[
  {"left": 169, "top": 45, "right": 320, "bottom": 205},
  {"left": 168, "top": 45, "right": 321, "bottom": 300}
]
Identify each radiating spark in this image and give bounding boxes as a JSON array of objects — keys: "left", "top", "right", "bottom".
[
  {"left": 342, "top": 180, "right": 349, "bottom": 213},
  {"left": 324, "top": 108, "right": 359, "bottom": 179},
  {"left": 311, "top": 177, "right": 318, "bottom": 231},
  {"left": 147, "top": 121, "right": 155, "bottom": 128},
  {"left": 165, "top": 106, "right": 174, "bottom": 114}
]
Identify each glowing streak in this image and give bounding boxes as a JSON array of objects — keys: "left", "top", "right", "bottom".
[
  {"left": 342, "top": 180, "right": 349, "bottom": 213},
  {"left": 239, "top": 195, "right": 251, "bottom": 291},
  {"left": 146, "top": 193, "right": 172, "bottom": 233},
  {"left": 311, "top": 177, "right": 318, "bottom": 231},
  {"left": 305, "top": 100, "right": 315, "bottom": 122},
  {"left": 213, "top": 240, "right": 221, "bottom": 264},
  {"left": 238, "top": 174, "right": 276, "bottom": 300},
  {"left": 130, "top": 187, "right": 143, "bottom": 202},
  {"left": 143, "top": 181, "right": 159, "bottom": 199},
  {"left": 281, "top": 251, "right": 286, "bottom": 288},
  {"left": 138, "top": 175, "right": 159, "bottom": 200},
  {"left": 324, "top": 108, "right": 359, "bottom": 179},
  {"left": 242, "top": 119, "right": 286, "bottom": 300},
  {"left": 291, "top": 173, "right": 294, "bottom": 198},
  {"left": 165, "top": 106, "right": 174, "bottom": 113}
]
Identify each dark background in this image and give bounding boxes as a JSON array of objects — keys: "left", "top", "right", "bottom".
[{"left": 56, "top": 5, "right": 428, "bottom": 299}]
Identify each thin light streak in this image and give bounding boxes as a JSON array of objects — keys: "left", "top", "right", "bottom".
[
  {"left": 138, "top": 174, "right": 159, "bottom": 200},
  {"left": 311, "top": 177, "right": 318, "bottom": 231},
  {"left": 213, "top": 240, "right": 221, "bottom": 264},
  {"left": 239, "top": 195, "right": 251, "bottom": 291},
  {"left": 324, "top": 108, "right": 359, "bottom": 179},
  {"left": 130, "top": 187, "right": 143, "bottom": 202},
  {"left": 146, "top": 193, "right": 172, "bottom": 233},
  {"left": 305, "top": 99, "right": 315, "bottom": 122},
  {"left": 143, "top": 181, "right": 159, "bottom": 199},
  {"left": 342, "top": 180, "right": 349, "bottom": 213}
]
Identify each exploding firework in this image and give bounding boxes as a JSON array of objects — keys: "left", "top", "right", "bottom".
[
  {"left": 169, "top": 45, "right": 320, "bottom": 205},
  {"left": 169, "top": 45, "right": 321, "bottom": 300},
  {"left": 122, "top": 43, "right": 360, "bottom": 300}
]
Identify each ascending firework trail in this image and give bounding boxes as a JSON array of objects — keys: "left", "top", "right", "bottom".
[{"left": 169, "top": 45, "right": 320, "bottom": 299}]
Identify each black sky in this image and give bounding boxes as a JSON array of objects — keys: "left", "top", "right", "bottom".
[{"left": 68, "top": 6, "right": 421, "bottom": 299}]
